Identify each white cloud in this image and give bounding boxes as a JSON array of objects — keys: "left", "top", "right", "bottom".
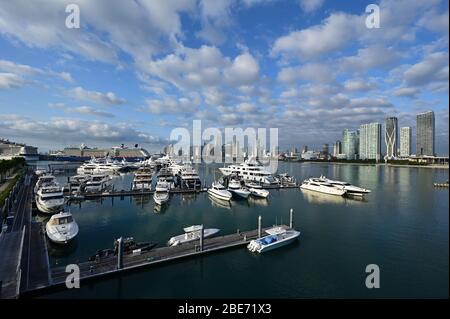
[
  {"left": 393, "top": 87, "right": 420, "bottom": 98},
  {"left": 67, "top": 86, "right": 125, "bottom": 105},
  {"left": 0, "top": 73, "right": 26, "bottom": 89},
  {"left": 49, "top": 103, "right": 115, "bottom": 118},
  {"left": 224, "top": 53, "right": 260, "bottom": 86},
  {"left": 0, "top": 59, "right": 73, "bottom": 84},
  {"left": 344, "top": 79, "right": 377, "bottom": 92},
  {"left": 278, "top": 63, "right": 335, "bottom": 83},
  {"left": 403, "top": 51, "right": 449, "bottom": 87},
  {"left": 298, "top": 0, "right": 324, "bottom": 13},
  {"left": 340, "top": 46, "right": 401, "bottom": 73}
]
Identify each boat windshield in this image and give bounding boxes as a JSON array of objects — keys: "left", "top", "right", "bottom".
[{"left": 49, "top": 216, "right": 73, "bottom": 225}]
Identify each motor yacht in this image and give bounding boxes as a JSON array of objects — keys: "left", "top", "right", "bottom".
[
  {"left": 156, "top": 167, "right": 175, "bottom": 188},
  {"left": 168, "top": 225, "right": 220, "bottom": 246},
  {"left": 318, "top": 175, "right": 371, "bottom": 197},
  {"left": 219, "top": 158, "right": 276, "bottom": 184},
  {"left": 34, "top": 175, "right": 57, "bottom": 193},
  {"left": 207, "top": 181, "right": 232, "bottom": 201},
  {"left": 300, "top": 178, "right": 346, "bottom": 196},
  {"left": 67, "top": 175, "right": 90, "bottom": 193},
  {"left": 249, "top": 187, "right": 269, "bottom": 198},
  {"left": 36, "top": 185, "right": 65, "bottom": 214},
  {"left": 177, "top": 165, "right": 202, "bottom": 190},
  {"left": 45, "top": 211, "right": 79, "bottom": 244},
  {"left": 227, "top": 179, "right": 251, "bottom": 199},
  {"left": 153, "top": 180, "right": 170, "bottom": 205},
  {"left": 132, "top": 167, "right": 153, "bottom": 191},
  {"left": 247, "top": 226, "right": 300, "bottom": 253},
  {"left": 84, "top": 174, "right": 111, "bottom": 193}
]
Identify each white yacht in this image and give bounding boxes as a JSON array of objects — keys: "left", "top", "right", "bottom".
[
  {"left": 168, "top": 225, "right": 220, "bottom": 246},
  {"left": 300, "top": 178, "right": 346, "bottom": 196},
  {"left": 84, "top": 174, "right": 111, "bottom": 193},
  {"left": 153, "top": 180, "right": 170, "bottom": 205},
  {"left": 219, "top": 158, "right": 276, "bottom": 184},
  {"left": 319, "top": 175, "right": 371, "bottom": 197},
  {"left": 245, "top": 181, "right": 263, "bottom": 189},
  {"left": 76, "top": 161, "right": 98, "bottom": 175},
  {"left": 45, "top": 211, "right": 79, "bottom": 244},
  {"left": 156, "top": 168, "right": 175, "bottom": 189},
  {"left": 249, "top": 188, "right": 269, "bottom": 198},
  {"left": 207, "top": 182, "right": 232, "bottom": 201},
  {"left": 68, "top": 175, "right": 90, "bottom": 193},
  {"left": 228, "top": 179, "right": 251, "bottom": 199},
  {"left": 178, "top": 166, "right": 202, "bottom": 190},
  {"left": 34, "top": 175, "right": 57, "bottom": 193},
  {"left": 36, "top": 185, "right": 65, "bottom": 214},
  {"left": 247, "top": 226, "right": 300, "bottom": 253},
  {"left": 132, "top": 167, "right": 153, "bottom": 191}
]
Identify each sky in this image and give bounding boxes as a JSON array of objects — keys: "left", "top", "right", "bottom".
[{"left": 0, "top": 0, "right": 448, "bottom": 155}]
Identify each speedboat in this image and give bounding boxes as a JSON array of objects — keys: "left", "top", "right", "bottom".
[
  {"left": 36, "top": 185, "right": 65, "bottom": 214},
  {"left": 84, "top": 174, "right": 111, "bottom": 193},
  {"left": 132, "top": 167, "right": 153, "bottom": 191},
  {"left": 207, "top": 181, "right": 232, "bottom": 201},
  {"left": 249, "top": 188, "right": 269, "bottom": 198},
  {"left": 153, "top": 180, "right": 170, "bottom": 205},
  {"left": 34, "top": 175, "right": 57, "bottom": 193},
  {"left": 228, "top": 179, "right": 250, "bottom": 199},
  {"left": 168, "top": 225, "right": 220, "bottom": 246},
  {"left": 300, "top": 178, "right": 346, "bottom": 196},
  {"left": 219, "top": 158, "right": 276, "bottom": 184},
  {"left": 318, "top": 175, "right": 371, "bottom": 197},
  {"left": 247, "top": 226, "right": 300, "bottom": 253},
  {"left": 45, "top": 211, "right": 79, "bottom": 244}
]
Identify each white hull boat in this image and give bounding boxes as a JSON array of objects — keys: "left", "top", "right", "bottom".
[
  {"left": 36, "top": 185, "right": 65, "bottom": 214},
  {"left": 207, "top": 182, "right": 232, "bottom": 201},
  {"left": 168, "top": 226, "right": 220, "bottom": 246},
  {"left": 46, "top": 211, "right": 79, "bottom": 244},
  {"left": 318, "top": 175, "right": 371, "bottom": 197},
  {"left": 249, "top": 188, "right": 269, "bottom": 198},
  {"left": 247, "top": 226, "right": 300, "bottom": 253},
  {"left": 153, "top": 180, "right": 170, "bottom": 205},
  {"left": 300, "top": 178, "right": 346, "bottom": 196}
]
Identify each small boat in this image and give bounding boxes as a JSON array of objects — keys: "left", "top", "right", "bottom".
[
  {"left": 207, "top": 181, "right": 232, "bottom": 201},
  {"left": 249, "top": 188, "right": 269, "bottom": 198},
  {"left": 45, "top": 211, "right": 79, "bottom": 244},
  {"left": 247, "top": 226, "right": 300, "bottom": 253},
  {"left": 228, "top": 179, "right": 250, "bottom": 199},
  {"left": 300, "top": 178, "right": 346, "bottom": 196},
  {"left": 88, "top": 237, "right": 157, "bottom": 261},
  {"left": 153, "top": 180, "right": 170, "bottom": 205},
  {"left": 168, "top": 226, "right": 220, "bottom": 246},
  {"left": 245, "top": 181, "right": 263, "bottom": 189}
]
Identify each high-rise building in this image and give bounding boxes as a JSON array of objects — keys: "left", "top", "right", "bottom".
[
  {"left": 333, "top": 140, "right": 342, "bottom": 157},
  {"left": 416, "top": 111, "right": 435, "bottom": 156},
  {"left": 342, "top": 129, "right": 359, "bottom": 160},
  {"left": 359, "top": 123, "right": 382, "bottom": 161},
  {"left": 399, "top": 126, "right": 412, "bottom": 157},
  {"left": 321, "top": 144, "right": 329, "bottom": 159},
  {"left": 385, "top": 117, "right": 398, "bottom": 159}
]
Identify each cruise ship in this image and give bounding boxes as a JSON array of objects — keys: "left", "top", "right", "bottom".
[
  {"left": 219, "top": 158, "right": 276, "bottom": 184},
  {"left": 0, "top": 138, "right": 39, "bottom": 162},
  {"left": 49, "top": 144, "right": 149, "bottom": 162}
]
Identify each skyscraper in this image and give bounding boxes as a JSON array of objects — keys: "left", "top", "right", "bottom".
[
  {"left": 359, "top": 123, "right": 382, "bottom": 161},
  {"left": 416, "top": 111, "right": 435, "bottom": 156},
  {"left": 342, "top": 129, "right": 359, "bottom": 160},
  {"left": 399, "top": 127, "right": 412, "bottom": 157},
  {"left": 385, "top": 117, "right": 398, "bottom": 159},
  {"left": 333, "top": 140, "right": 342, "bottom": 157}
]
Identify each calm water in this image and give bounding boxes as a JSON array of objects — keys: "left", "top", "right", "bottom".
[{"left": 38, "top": 162, "right": 448, "bottom": 298}]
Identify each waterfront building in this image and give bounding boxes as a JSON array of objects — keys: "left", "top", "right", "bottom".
[
  {"left": 400, "top": 127, "right": 412, "bottom": 157},
  {"left": 385, "top": 117, "right": 398, "bottom": 159},
  {"left": 416, "top": 111, "right": 435, "bottom": 156},
  {"left": 359, "top": 123, "right": 382, "bottom": 161},
  {"left": 342, "top": 129, "right": 359, "bottom": 160},
  {"left": 333, "top": 141, "right": 342, "bottom": 157},
  {"left": 321, "top": 144, "right": 329, "bottom": 159}
]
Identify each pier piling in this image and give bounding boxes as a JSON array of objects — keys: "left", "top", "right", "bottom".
[
  {"left": 117, "top": 237, "right": 123, "bottom": 270},
  {"left": 258, "top": 215, "right": 262, "bottom": 238},
  {"left": 289, "top": 208, "right": 293, "bottom": 229},
  {"left": 199, "top": 225, "right": 204, "bottom": 252}
]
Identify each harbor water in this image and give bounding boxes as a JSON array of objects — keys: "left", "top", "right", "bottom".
[{"left": 38, "top": 162, "right": 448, "bottom": 298}]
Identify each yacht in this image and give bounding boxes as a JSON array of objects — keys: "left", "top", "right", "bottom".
[
  {"left": 227, "top": 179, "right": 251, "bottom": 199},
  {"left": 248, "top": 187, "right": 269, "bottom": 198},
  {"left": 68, "top": 175, "right": 90, "bottom": 193},
  {"left": 153, "top": 180, "right": 170, "bottom": 205},
  {"left": 45, "top": 211, "right": 79, "bottom": 244},
  {"left": 177, "top": 166, "right": 202, "bottom": 190},
  {"left": 245, "top": 181, "right": 263, "bottom": 189},
  {"left": 300, "top": 178, "right": 346, "bottom": 196},
  {"left": 276, "top": 173, "right": 297, "bottom": 186},
  {"left": 34, "top": 175, "right": 57, "bottom": 193},
  {"left": 84, "top": 174, "right": 111, "bottom": 193},
  {"left": 156, "top": 167, "right": 174, "bottom": 188},
  {"left": 36, "top": 185, "right": 65, "bottom": 214},
  {"left": 219, "top": 158, "right": 276, "bottom": 184},
  {"left": 207, "top": 182, "right": 232, "bottom": 201},
  {"left": 132, "top": 167, "right": 153, "bottom": 191},
  {"left": 168, "top": 225, "right": 220, "bottom": 246},
  {"left": 318, "top": 175, "right": 371, "bottom": 197},
  {"left": 76, "top": 161, "right": 98, "bottom": 175},
  {"left": 247, "top": 226, "right": 300, "bottom": 253}
]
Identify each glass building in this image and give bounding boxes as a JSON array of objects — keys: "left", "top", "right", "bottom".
[
  {"left": 416, "top": 111, "right": 435, "bottom": 156},
  {"left": 342, "top": 129, "right": 359, "bottom": 160},
  {"left": 359, "top": 123, "right": 382, "bottom": 161}
]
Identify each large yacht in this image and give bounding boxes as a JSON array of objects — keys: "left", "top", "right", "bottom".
[
  {"left": 84, "top": 174, "right": 111, "bottom": 193},
  {"left": 45, "top": 211, "right": 79, "bottom": 244},
  {"left": 219, "top": 158, "right": 275, "bottom": 184},
  {"left": 34, "top": 175, "right": 57, "bottom": 193},
  {"left": 227, "top": 179, "right": 251, "bottom": 199},
  {"left": 67, "top": 175, "right": 90, "bottom": 193},
  {"left": 177, "top": 166, "right": 202, "bottom": 190},
  {"left": 132, "top": 167, "right": 153, "bottom": 191},
  {"left": 300, "top": 178, "right": 346, "bottom": 196},
  {"left": 207, "top": 181, "right": 232, "bottom": 201},
  {"left": 36, "top": 185, "right": 65, "bottom": 214},
  {"left": 318, "top": 175, "right": 371, "bottom": 197},
  {"left": 168, "top": 225, "right": 220, "bottom": 246},
  {"left": 156, "top": 167, "right": 175, "bottom": 188},
  {"left": 153, "top": 180, "right": 170, "bottom": 205},
  {"left": 247, "top": 226, "right": 300, "bottom": 253}
]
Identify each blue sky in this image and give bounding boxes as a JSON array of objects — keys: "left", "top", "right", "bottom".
[{"left": 0, "top": 0, "right": 448, "bottom": 154}]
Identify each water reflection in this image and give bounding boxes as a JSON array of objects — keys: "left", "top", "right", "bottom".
[
  {"left": 154, "top": 203, "right": 169, "bottom": 214},
  {"left": 300, "top": 189, "right": 348, "bottom": 205},
  {"left": 47, "top": 238, "right": 78, "bottom": 258},
  {"left": 248, "top": 197, "right": 269, "bottom": 207},
  {"left": 208, "top": 194, "right": 232, "bottom": 210}
]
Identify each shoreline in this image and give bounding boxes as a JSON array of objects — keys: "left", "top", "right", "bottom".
[{"left": 285, "top": 161, "right": 449, "bottom": 169}]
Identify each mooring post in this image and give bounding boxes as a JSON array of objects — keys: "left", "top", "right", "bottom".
[
  {"left": 68, "top": 183, "right": 72, "bottom": 196},
  {"left": 290, "top": 208, "right": 293, "bottom": 229},
  {"left": 199, "top": 224, "right": 204, "bottom": 252},
  {"left": 258, "top": 215, "right": 262, "bottom": 238},
  {"left": 117, "top": 237, "right": 123, "bottom": 269}
]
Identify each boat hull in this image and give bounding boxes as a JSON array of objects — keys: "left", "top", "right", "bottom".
[
  {"left": 300, "top": 184, "right": 346, "bottom": 196},
  {"left": 258, "top": 233, "right": 300, "bottom": 253},
  {"left": 207, "top": 188, "right": 232, "bottom": 201},
  {"left": 36, "top": 198, "right": 65, "bottom": 214}
]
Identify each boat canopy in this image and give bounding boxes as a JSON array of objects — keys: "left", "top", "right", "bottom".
[
  {"left": 265, "top": 226, "right": 286, "bottom": 235},
  {"left": 183, "top": 225, "right": 203, "bottom": 233}
]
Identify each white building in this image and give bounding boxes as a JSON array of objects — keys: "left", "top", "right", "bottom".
[
  {"left": 400, "top": 126, "right": 412, "bottom": 157},
  {"left": 359, "top": 123, "right": 382, "bottom": 161}
]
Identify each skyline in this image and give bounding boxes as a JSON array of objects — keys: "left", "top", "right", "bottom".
[{"left": 0, "top": 0, "right": 449, "bottom": 154}]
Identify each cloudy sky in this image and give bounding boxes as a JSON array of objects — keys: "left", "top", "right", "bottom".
[{"left": 0, "top": 0, "right": 448, "bottom": 154}]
